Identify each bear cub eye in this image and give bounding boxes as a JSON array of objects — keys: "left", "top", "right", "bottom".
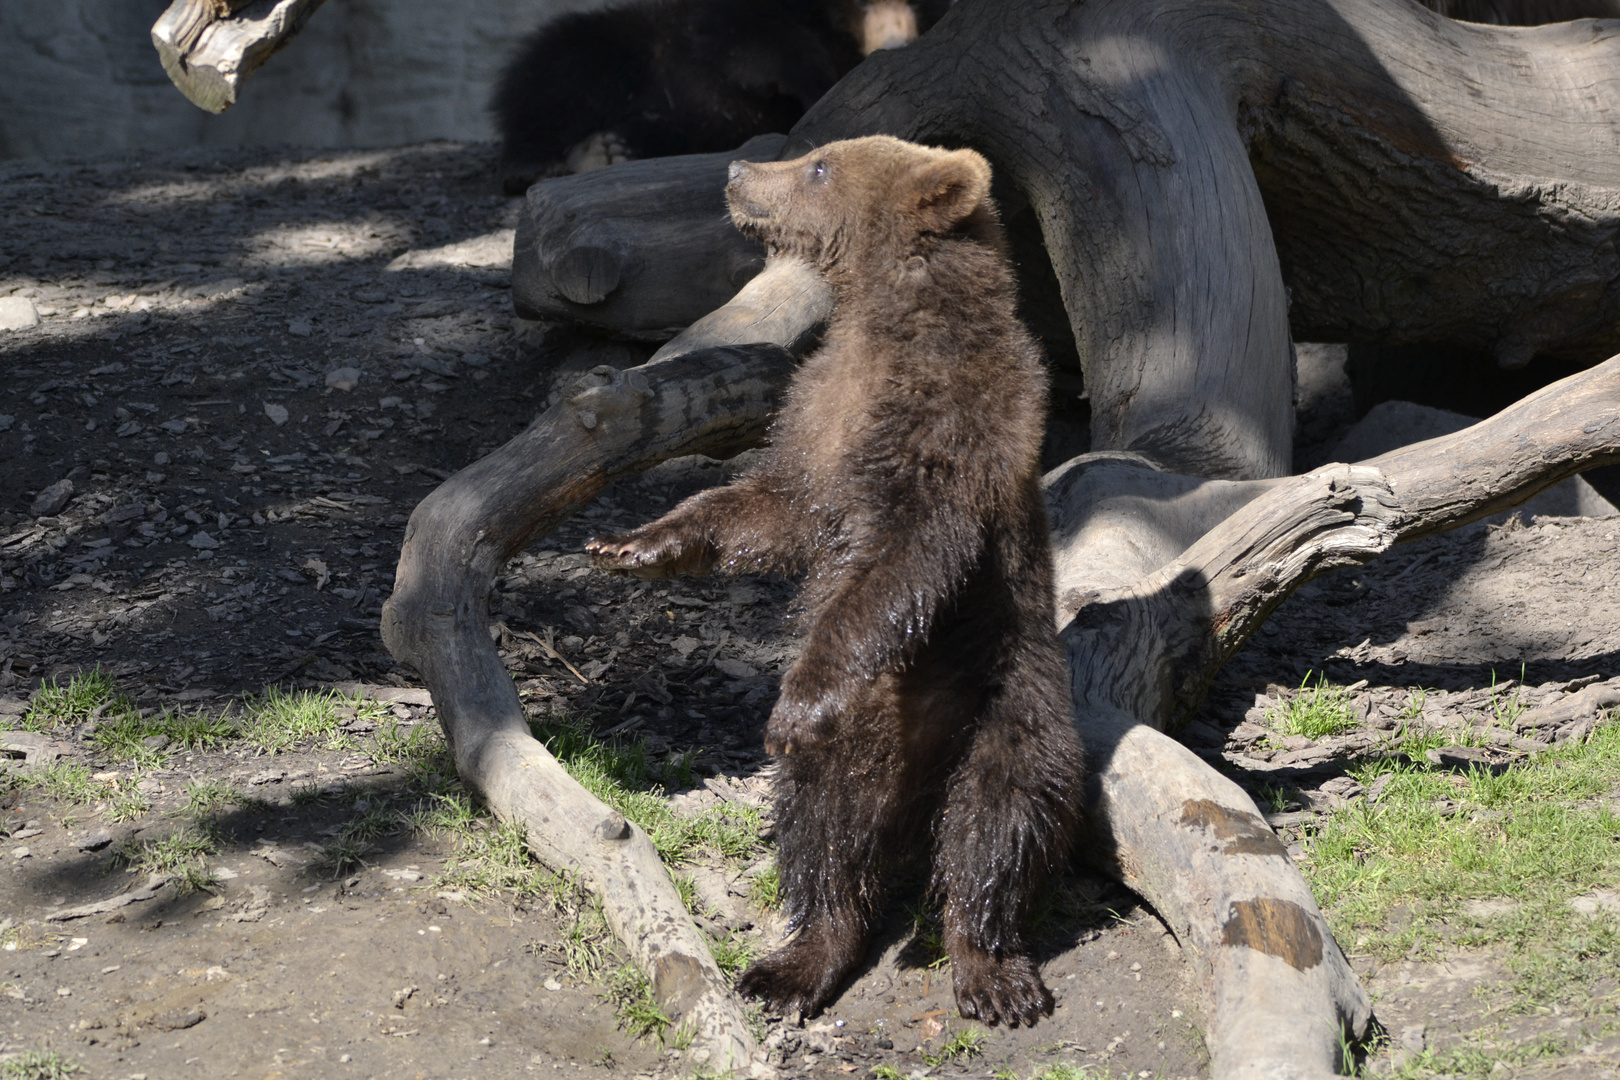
[{"left": 810, "top": 160, "right": 828, "bottom": 181}]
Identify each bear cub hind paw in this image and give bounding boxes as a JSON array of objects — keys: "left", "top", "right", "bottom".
[
  {"left": 951, "top": 949, "right": 1054, "bottom": 1028},
  {"left": 735, "top": 939, "right": 858, "bottom": 1017}
]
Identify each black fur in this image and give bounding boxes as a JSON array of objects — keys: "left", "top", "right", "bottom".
[{"left": 490, "top": 0, "right": 950, "bottom": 194}]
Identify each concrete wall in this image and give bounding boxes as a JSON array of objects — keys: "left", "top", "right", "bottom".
[{"left": 0, "top": 0, "right": 605, "bottom": 160}]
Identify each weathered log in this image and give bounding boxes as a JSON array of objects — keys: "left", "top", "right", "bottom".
[
  {"left": 151, "top": 0, "right": 327, "bottom": 114},
  {"left": 382, "top": 261, "right": 823, "bottom": 1066},
  {"left": 1055, "top": 354, "right": 1620, "bottom": 1077},
  {"left": 515, "top": 0, "right": 1620, "bottom": 475},
  {"left": 512, "top": 135, "right": 787, "bottom": 340}
]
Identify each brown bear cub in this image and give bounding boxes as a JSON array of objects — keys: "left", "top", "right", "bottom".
[{"left": 587, "top": 136, "right": 1084, "bottom": 1027}]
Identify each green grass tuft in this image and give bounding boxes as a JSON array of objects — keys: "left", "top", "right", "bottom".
[
  {"left": 21, "top": 668, "right": 117, "bottom": 730},
  {"left": 2, "top": 1049, "right": 84, "bottom": 1080},
  {"left": 1269, "top": 671, "right": 1358, "bottom": 739},
  {"left": 920, "top": 1026, "right": 986, "bottom": 1066},
  {"left": 112, "top": 827, "right": 219, "bottom": 894},
  {"left": 532, "top": 712, "right": 767, "bottom": 865},
  {"left": 607, "top": 964, "right": 670, "bottom": 1040},
  {"left": 239, "top": 686, "right": 354, "bottom": 753}
]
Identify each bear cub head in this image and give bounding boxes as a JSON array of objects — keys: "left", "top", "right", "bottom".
[{"left": 726, "top": 135, "right": 996, "bottom": 272}]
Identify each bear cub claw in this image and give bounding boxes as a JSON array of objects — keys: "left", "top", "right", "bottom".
[
  {"left": 735, "top": 940, "right": 854, "bottom": 1018},
  {"left": 951, "top": 949, "right": 1054, "bottom": 1028}
]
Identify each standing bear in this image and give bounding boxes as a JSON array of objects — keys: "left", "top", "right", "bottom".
[{"left": 587, "top": 135, "right": 1084, "bottom": 1026}]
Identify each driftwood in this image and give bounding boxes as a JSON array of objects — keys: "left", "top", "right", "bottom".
[
  {"left": 151, "top": 0, "right": 327, "bottom": 113},
  {"left": 379, "top": 0, "right": 1620, "bottom": 1073},
  {"left": 382, "top": 270, "right": 819, "bottom": 1069}
]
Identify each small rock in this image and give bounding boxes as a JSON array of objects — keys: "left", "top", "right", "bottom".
[
  {"left": 0, "top": 297, "right": 40, "bottom": 330},
  {"left": 187, "top": 531, "right": 220, "bottom": 550},
  {"left": 12, "top": 848, "right": 30, "bottom": 859},
  {"left": 29, "top": 479, "right": 74, "bottom": 517},
  {"left": 288, "top": 317, "right": 313, "bottom": 337},
  {"left": 159, "top": 418, "right": 187, "bottom": 435},
  {"left": 544, "top": 977, "right": 562, "bottom": 991},
  {"left": 263, "top": 402, "right": 289, "bottom": 426},
  {"left": 715, "top": 658, "right": 759, "bottom": 680},
  {"left": 151, "top": 1008, "right": 206, "bottom": 1031},
  {"left": 325, "top": 366, "right": 362, "bottom": 392}
]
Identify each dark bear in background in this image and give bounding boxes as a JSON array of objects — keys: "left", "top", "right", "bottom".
[
  {"left": 491, "top": 0, "right": 950, "bottom": 194},
  {"left": 1420, "top": 0, "right": 1618, "bottom": 21},
  {"left": 588, "top": 136, "right": 1083, "bottom": 1026}
]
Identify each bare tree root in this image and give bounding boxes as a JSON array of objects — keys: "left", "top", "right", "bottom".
[
  {"left": 1056, "top": 353, "right": 1620, "bottom": 1076},
  {"left": 381, "top": 340, "right": 798, "bottom": 1069}
]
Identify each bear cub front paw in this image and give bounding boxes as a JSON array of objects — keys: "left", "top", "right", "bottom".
[{"left": 585, "top": 526, "right": 711, "bottom": 580}]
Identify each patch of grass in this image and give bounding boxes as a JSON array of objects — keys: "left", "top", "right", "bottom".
[
  {"left": 1487, "top": 666, "right": 1527, "bottom": 729},
  {"left": 310, "top": 805, "right": 399, "bottom": 879},
  {"left": 708, "top": 929, "right": 755, "bottom": 979},
  {"left": 87, "top": 707, "right": 167, "bottom": 768},
  {"left": 1388, "top": 1031, "right": 1566, "bottom": 1080},
  {"left": 183, "top": 779, "right": 243, "bottom": 817},
  {"left": 1307, "top": 722, "right": 1620, "bottom": 1002},
  {"left": 239, "top": 686, "right": 353, "bottom": 753},
  {"left": 402, "top": 790, "right": 480, "bottom": 837},
  {"left": 870, "top": 1067, "right": 905, "bottom": 1080},
  {"left": 161, "top": 710, "right": 236, "bottom": 750},
  {"left": 906, "top": 900, "right": 950, "bottom": 969},
  {"left": 1269, "top": 671, "right": 1358, "bottom": 739},
  {"left": 1, "top": 1049, "right": 84, "bottom": 1080},
  {"left": 289, "top": 782, "right": 325, "bottom": 806},
  {"left": 747, "top": 862, "right": 781, "bottom": 911},
  {"left": 112, "top": 827, "right": 218, "bottom": 894},
  {"left": 107, "top": 786, "right": 151, "bottom": 824},
  {"left": 21, "top": 668, "right": 117, "bottom": 730},
  {"left": 369, "top": 717, "right": 446, "bottom": 768},
  {"left": 673, "top": 873, "right": 700, "bottom": 915},
  {"left": 533, "top": 712, "right": 767, "bottom": 866},
  {"left": 558, "top": 906, "right": 615, "bottom": 979},
  {"left": 435, "top": 817, "right": 557, "bottom": 898},
  {"left": 920, "top": 1026, "right": 985, "bottom": 1067},
  {"left": 20, "top": 762, "right": 104, "bottom": 805},
  {"left": 607, "top": 964, "right": 670, "bottom": 1040}
]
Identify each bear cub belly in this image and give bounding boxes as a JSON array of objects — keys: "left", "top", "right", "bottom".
[{"left": 588, "top": 135, "right": 1084, "bottom": 1027}]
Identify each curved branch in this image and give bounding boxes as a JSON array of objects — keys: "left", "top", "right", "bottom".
[{"left": 381, "top": 341, "right": 798, "bottom": 1068}]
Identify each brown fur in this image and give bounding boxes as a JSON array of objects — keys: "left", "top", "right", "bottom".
[{"left": 587, "top": 136, "right": 1084, "bottom": 1026}]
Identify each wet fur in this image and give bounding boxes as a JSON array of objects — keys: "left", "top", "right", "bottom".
[{"left": 588, "top": 136, "right": 1083, "bottom": 1026}]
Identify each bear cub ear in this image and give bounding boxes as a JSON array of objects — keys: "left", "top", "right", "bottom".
[{"left": 909, "top": 148, "right": 993, "bottom": 234}]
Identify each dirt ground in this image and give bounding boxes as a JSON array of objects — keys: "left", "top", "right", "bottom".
[{"left": 1, "top": 143, "right": 1619, "bottom": 1080}]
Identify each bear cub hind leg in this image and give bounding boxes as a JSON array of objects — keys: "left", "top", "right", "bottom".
[
  {"left": 737, "top": 693, "right": 931, "bottom": 1015},
  {"left": 935, "top": 658, "right": 1082, "bottom": 1026}
]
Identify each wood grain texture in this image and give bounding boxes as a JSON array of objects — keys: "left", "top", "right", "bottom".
[{"left": 151, "top": 0, "right": 328, "bottom": 113}]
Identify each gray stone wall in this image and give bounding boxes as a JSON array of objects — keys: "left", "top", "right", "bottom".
[{"left": 0, "top": 0, "right": 605, "bottom": 160}]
